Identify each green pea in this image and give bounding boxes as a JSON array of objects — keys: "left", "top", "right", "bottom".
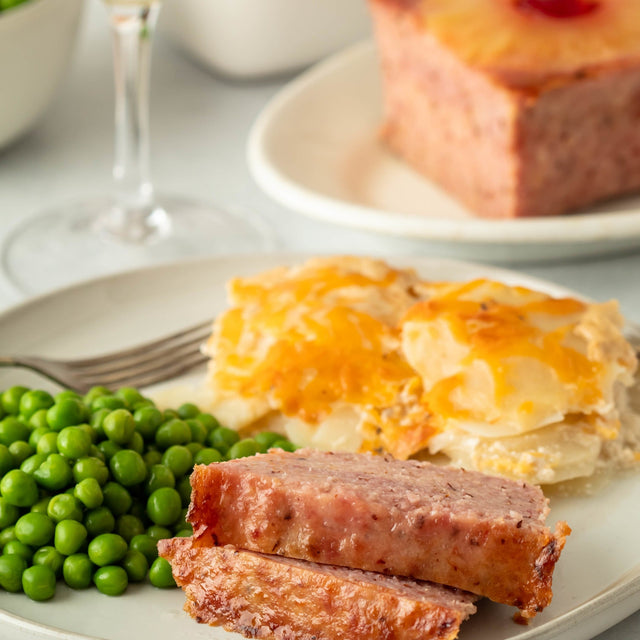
[
  {"left": 0, "top": 417, "right": 29, "bottom": 447},
  {"left": 207, "top": 426, "right": 239, "bottom": 454},
  {"left": 127, "top": 500, "right": 146, "bottom": 522},
  {"left": 177, "top": 403, "right": 200, "bottom": 420},
  {"left": 185, "top": 442, "right": 204, "bottom": 459},
  {"left": 32, "top": 545, "right": 64, "bottom": 577},
  {"left": 102, "top": 482, "right": 132, "bottom": 517},
  {"left": 270, "top": 440, "right": 296, "bottom": 452},
  {"left": 54, "top": 519, "right": 87, "bottom": 555},
  {"left": 74, "top": 478, "right": 103, "bottom": 509},
  {"left": 20, "top": 452, "right": 46, "bottom": 476},
  {"left": 63, "top": 553, "right": 94, "bottom": 589},
  {"left": 28, "top": 409, "right": 50, "bottom": 431},
  {"left": 19, "top": 390, "right": 54, "bottom": 421},
  {"left": 84, "top": 506, "right": 115, "bottom": 537},
  {"left": 3, "top": 540, "right": 34, "bottom": 562},
  {"left": 28, "top": 426, "right": 50, "bottom": 449},
  {"left": 254, "top": 431, "right": 285, "bottom": 451},
  {"left": 89, "top": 407, "right": 110, "bottom": 439},
  {"left": 88, "top": 444, "right": 105, "bottom": 462},
  {"left": 121, "top": 548, "right": 148, "bottom": 582},
  {"left": 127, "top": 431, "right": 144, "bottom": 455},
  {"left": 146, "top": 525, "right": 172, "bottom": 541},
  {"left": 129, "top": 533, "right": 158, "bottom": 564},
  {"left": 0, "top": 443, "right": 14, "bottom": 476},
  {"left": 14, "top": 513, "right": 55, "bottom": 547},
  {"left": 97, "top": 439, "right": 121, "bottom": 461},
  {"left": 72, "top": 456, "right": 109, "bottom": 485},
  {"left": 134, "top": 406, "right": 163, "bottom": 441},
  {"left": 56, "top": 426, "right": 92, "bottom": 459},
  {"left": 0, "top": 553, "right": 27, "bottom": 592},
  {"left": 76, "top": 422, "right": 97, "bottom": 445},
  {"left": 88, "top": 533, "right": 128, "bottom": 566},
  {"left": 226, "top": 438, "right": 261, "bottom": 460},
  {"left": 46, "top": 398, "right": 86, "bottom": 431},
  {"left": 91, "top": 396, "right": 126, "bottom": 413},
  {"left": 30, "top": 495, "right": 51, "bottom": 515},
  {"left": 155, "top": 419, "right": 191, "bottom": 450},
  {"left": 149, "top": 557, "right": 176, "bottom": 588},
  {"left": 115, "top": 514, "right": 145, "bottom": 543},
  {"left": 9, "top": 440, "right": 34, "bottom": 466},
  {"left": 131, "top": 401, "right": 154, "bottom": 414},
  {"left": 185, "top": 419, "right": 207, "bottom": 445},
  {"left": 0, "top": 497, "right": 20, "bottom": 529},
  {"left": 143, "top": 449, "right": 163, "bottom": 467},
  {"left": 47, "top": 493, "right": 83, "bottom": 523},
  {"left": 193, "top": 447, "right": 223, "bottom": 466},
  {"left": 93, "top": 565, "right": 128, "bottom": 596},
  {"left": 22, "top": 564, "right": 56, "bottom": 601},
  {"left": 174, "top": 528, "right": 193, "bottom": 538},
  {"left": 145, "top": 464, "right": 175, "bottom": 494},
  {"left": 103, "top": 409, "right": 135, "bottom": 445},
  {"left": 0, "top": 525, "right": 17, "bottom": 548},
  {"left": 146, "top": 487, "right": 181, "bottom": 526},
  {"left": 36, "top": 431, "right": 59, "bottom": 456},
  {"left": 176, "top": 475, "right": 192, "bottom": 507},
  {"left": 161, "top": 445, "right": 193, "bottom": 478},
  {"left": 1, "top": 386, "right": 29, "bottom": 416},
  {"left": 84, "top": 385, "right": 112, "bottom": 406},
  {"left": 162, "top": 409, "right": 180, "bottom": 421},
  {"left": 195, "top": 412, "right": 220, "bottom": 432},
  {"left": 0, "top": 469, "right": 39, "bottom": 507},
  {"left": 54, "top": 390, "right": 82, "bottom": 403},
  {"left": 33, "top": 453, "right": 73, "bottom": 491},
  {"left": 109, "top": 449, "right": 147, "bottom": 486},
  {"left": 115, "top": 387, "right": 145, "bottom": 409},
  {"left": 7, "top": 437, "right": 33, "bottom": 466}
]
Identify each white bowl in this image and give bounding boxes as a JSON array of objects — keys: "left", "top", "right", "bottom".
[
  {"left": 0, "top": 0, "right": 83, "bottom": 150},
  {"left": 159, "top": 0, "right": 372, "bottom": 79}
]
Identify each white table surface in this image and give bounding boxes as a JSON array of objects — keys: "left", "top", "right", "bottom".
[{"left": 0, "top": 1, "right": 639, "bottom": 638}]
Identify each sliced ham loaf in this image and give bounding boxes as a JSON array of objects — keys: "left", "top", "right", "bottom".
[
  {"left": 158, "top": 536, "right": 478, "bottom": 640},
  {"left": 188, "top": 449, "right": 570, "bottom": 618}
]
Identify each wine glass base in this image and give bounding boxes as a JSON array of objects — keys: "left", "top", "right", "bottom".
[{"left": 2, "top": 195, "right": 278, "bottom": 296}]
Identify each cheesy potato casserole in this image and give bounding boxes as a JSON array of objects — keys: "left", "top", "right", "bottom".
[{"left": 204, "top": 257, "right": 639, "bottom": 485}]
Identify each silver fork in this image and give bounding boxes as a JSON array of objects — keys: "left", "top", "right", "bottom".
[{"left": 0, "top": 319, "right": 212, "bottom": 393}]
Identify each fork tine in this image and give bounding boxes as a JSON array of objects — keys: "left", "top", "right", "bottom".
[
  {"left": 68, "top": 332, "right": 209, "bottom": 377},
  {"left": 81, "top": 352, "right": 209, "bottom": 389},
  {"left": 63, "top": 320, "right": 212, "bottom": 368},
  {"left": 78, "top": 340, "right": 210, "bottom": 385}
]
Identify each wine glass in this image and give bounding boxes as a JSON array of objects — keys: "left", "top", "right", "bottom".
[{"left": 2, "top": 0, "right": 275, "bottom": 295}]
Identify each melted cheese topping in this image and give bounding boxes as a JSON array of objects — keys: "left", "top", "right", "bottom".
[{"left": 204, "top": 257, "right": 638, "bottom": 485}]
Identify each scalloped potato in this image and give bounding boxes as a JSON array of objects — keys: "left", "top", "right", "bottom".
[{"left": 204, "top": 257, "right": 639, "bottom": 485}]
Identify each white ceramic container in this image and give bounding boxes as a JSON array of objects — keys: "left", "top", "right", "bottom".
[
  {"left": 159, "top": 0, "right": 372, "bottom": 79},
  {"left": 0, "top": 0, "right": 83, "bottom": 150}
]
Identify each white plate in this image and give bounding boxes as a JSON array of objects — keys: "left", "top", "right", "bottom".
[
  {"left": 0, "top": 254, "right": 639, "bottom": 640},
  {"left": 248, "top": 42, "right": 640, "bottom": 264}
]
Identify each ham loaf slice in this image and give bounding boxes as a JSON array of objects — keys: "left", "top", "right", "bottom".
[
  {"left": 159, "top": 536, "right": 477, "bottom": 640},
  {"left": 188, "top": 449, "right": 570, "bottom": 618}
]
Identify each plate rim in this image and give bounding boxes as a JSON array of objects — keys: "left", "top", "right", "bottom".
[
  {"left": 247, "top": 40, "right": 640, "bottom": 246},
  {"left": 0, "top": 253, "right": 639, "bottom": 640}
]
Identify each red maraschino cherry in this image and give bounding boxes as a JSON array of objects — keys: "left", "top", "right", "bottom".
[{"left": 516, "top": 0, "right": 599, "bottom": 18}]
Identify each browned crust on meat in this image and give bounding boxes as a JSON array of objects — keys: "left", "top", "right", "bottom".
[
  {"left": 188, "top": 450, "right": 570, "bottom": 618},
  {"left": 159, "top": 536, "right": 477, "bottom": 640},
  {"left": 369, "top": 0, "right": 640, "bottom": 219}
]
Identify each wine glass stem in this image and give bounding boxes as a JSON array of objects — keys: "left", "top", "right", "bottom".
[{"left": 107, "top": 2, "right": 161, "bottom": 218}]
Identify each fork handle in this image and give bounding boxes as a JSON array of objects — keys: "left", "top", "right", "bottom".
[{"left": 0, "top": 356, "right": 19, "bottom": 367}]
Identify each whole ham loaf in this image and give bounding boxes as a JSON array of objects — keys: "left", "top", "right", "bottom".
[
  {"left": 188, "top": 449, "right": 570, "bottom": 619},
  {"left": 158, "top": 536, "right": 478, "bottom": 640}
]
